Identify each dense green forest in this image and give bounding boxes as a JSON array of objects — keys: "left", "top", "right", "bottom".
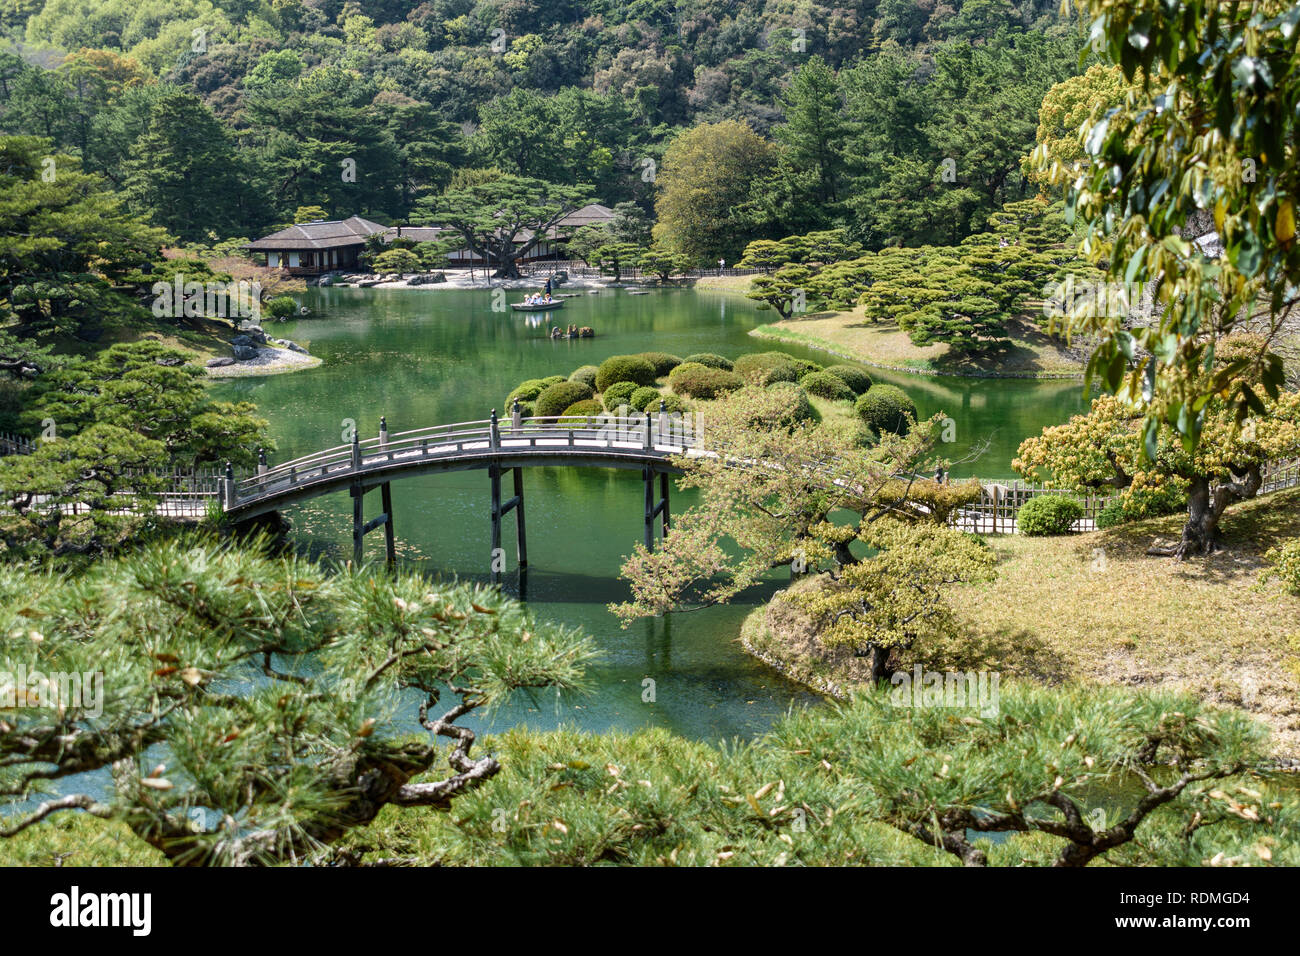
[{"left": 0, "top": 0, "right": 1087, "bottom": 254}]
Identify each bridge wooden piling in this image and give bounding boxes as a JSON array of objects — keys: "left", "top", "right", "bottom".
[
  {"left": 347, "top": 419, "right": 397, "bottom": 568},
  {"left": 643, "top": 466, "right": 669, "bottom": 551},
  {"left": 489, "top": 463, "right": 527, "bottom": 580}
]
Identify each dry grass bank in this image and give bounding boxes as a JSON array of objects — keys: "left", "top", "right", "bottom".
[
  {"left": 744, "top": 487, "right": 1300, "bottom": 754},
  {"left": 753, "top": 306, "right": 1084, "bottom": 379}
]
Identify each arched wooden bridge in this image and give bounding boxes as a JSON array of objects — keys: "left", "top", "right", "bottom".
[{"left": 220, "top": 408, "right": 704, "bottom": 573}]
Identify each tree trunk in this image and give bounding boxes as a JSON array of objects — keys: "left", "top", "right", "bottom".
[
  {"left": 1175, "top": 477, "right": 1217, "bottom": 557},
  {"left": 1169, "top": 467, "right": 1263, "bottom": 559},
  {"left": 868, "top": 644, "right": 891, "bottom": 683},
  {"left": 491, "top": 257, "right": 521, "bottom": 279}
]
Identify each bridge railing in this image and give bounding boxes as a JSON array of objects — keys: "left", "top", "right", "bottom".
[{"left": 229, "top": 411, "right": 705, "bottom": 506}]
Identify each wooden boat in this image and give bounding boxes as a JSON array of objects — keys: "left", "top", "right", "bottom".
[{"left": 511, "top": 299, "right": 564, "bottom": 311}]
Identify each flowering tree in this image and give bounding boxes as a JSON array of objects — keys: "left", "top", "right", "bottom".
[{"left": 1014, "top": 389, "right": 1300, "bottom": 558}]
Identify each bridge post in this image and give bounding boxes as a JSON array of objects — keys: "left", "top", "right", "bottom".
[
  {"left": 489, "top": 408, "right": 500, "bottom": 452},
  {"left": 643, "top": 410, "right": 653, "bottom": 451},
  {"left": 513, "top": 467, "right": 527, "bottom": 567},
  {"left": 256, "top": 447, "right": 267, "bottom": 477},
  {"left": 351, "top": 428, "right": 361, "bottom": 470},
  {"left": 223, "top": 461, "right": 234, "bottom": 509},
  {"left": 660, "top": 470, "right": 670, "bottom": 539},
  {"left": 379, "top": 416, "right": 388, "bottom": 452},
  {"left": 643, "top": 466, "right": 654, "bottom": 550},
  {"left": 511, "top": 398, "right": 522, "bottom": 431},
  {"left": 643, "top": 466, "right": 671, "bottom": 551},
  {"left": 380, "top": 481, "right": 395, "bottom": 568},
  {"left": 351, "top": 483, "right": 363, "bottom": 566},
  {"left": 489, "top": 463, "right": 502, "bottom": 581}
]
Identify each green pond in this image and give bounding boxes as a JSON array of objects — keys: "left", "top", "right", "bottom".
[{"left": 211, "top": 286, "right": 1089, "bottom": 742}]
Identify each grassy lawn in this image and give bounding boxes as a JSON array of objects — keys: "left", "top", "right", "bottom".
[
  {"left": 950, "top": 487, "right": 1300, "bottom": 754},
  {"left": 60, "top": 314, "right": 237, "bottom": 363},
  {"left": 752, "top": 305, "right": 1084, "bottom": 379},
  {"left": 746, "top": 487, "right": 1300, "bottom": 755},
  {"left": 688, "top": 274, "right": 755, "bottom": 294}
]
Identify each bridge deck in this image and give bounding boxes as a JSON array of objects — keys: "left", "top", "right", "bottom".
[{"left": 224, "top": 414, "right": 702, "bottom": 520}]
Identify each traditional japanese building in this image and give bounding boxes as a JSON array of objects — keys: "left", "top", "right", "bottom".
[
  {"left": 243, "top": 216, "right": 390, "bottom": 275},
  {"left": 246, "top": 204, "right": 617, "bottom": 274}
]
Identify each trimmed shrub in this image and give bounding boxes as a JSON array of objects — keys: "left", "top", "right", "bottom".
[
  {"left": 507, "top": 378, "right": 550, "bottom": 405},
  {"left": 855, "top": 384, "right": 918, "bottom": 435},
  {"left": 266, "top": 296, "right": 298, "bottom": 319},
  {"left": 655, "top": 393, "right": 689, "bottom": 414},
  {"left": 823, "top": 364, "right": 872, "bottom": 395},
  {"left": 1262, "top": 539, "right": 1300, "bottom": 595},
  {"left": 372, "top": 248, "right": 421, "bottom": 273},
  {"left": 596, "top": 355, "right": 657, "bottom": 392},
  {"left": 669, "top": 362, "right": 744, "bottom": 399},
  {"left": 799, "top": 370, "right": 855, "bottom": 402},
  {"left": 534, "top": 380, "right": 594, "bottom": 418},
  {"left": 765, "top": 382, "right": 816, "bottom": 424},
  {"left": 561, "top": 398, "right": 604, "bottom": 418},
  {"left": 684, "top": 352, "right": 733, "bottom": 370},
  {"left": 1095, "top": 485, "right": 1186, "bottom": 528},
  {"left": 637, "top": 352, "right": 683, "bottom": 376},
  {"left": 734, "top": 351, "right": 821, "bottom": 383},
  {"left": 602, "top": 381, "right": 639, "bottom": 410},
  {"left": 630, "top": 386, "right": 662, "bottom": 411},
  {"left": 1094, "top": 501, "right": 1127, "bottom": 530},
  {"left": 569, "top": 365, "right": 599, "bottom": 389},
  {"left": 761, "top": 363, "right": 803, "bottom": 385},
  {"left": 1016, "top": 495, "right": 1083, "bottom": 536}
]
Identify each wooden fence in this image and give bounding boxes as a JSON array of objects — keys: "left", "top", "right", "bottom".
[
  {"left": 0, "top": 432, "right": 34, "bottom": 456},
  {"left": 950, "top": 457, "right": 1300, "bottom": 535}
]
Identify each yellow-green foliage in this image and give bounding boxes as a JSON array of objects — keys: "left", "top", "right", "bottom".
[{"left": 793, "top": 519, "right": 996, "bottom": 654}]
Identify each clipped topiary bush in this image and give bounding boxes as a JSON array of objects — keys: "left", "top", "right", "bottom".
[
  {"left": 855, "top": 384, "right": 918, "bottom": 435},
  {"left": 602, "top": 381, "right": 639, "bottom": 411},
  {"left": 734, "top": 351, "right": 821, "bottom": 384},
  {"left": 637, "top": 352, "right": 683, "bottom": 376},
  {"left": 1016, "top": 495, "right": 1083, "bottom": 536},
  {"left": 799, "top": 370, "right": 855, "bottom": 402},
  {"left": 823, "top": 364, "right": 872, "bottom": 395},
  {"left": 669, "top": 362, "right": 744, "bottom": 399},
  {"left": 534, "top": 380, "right": 594, "bottom": 418},
  {"left": 655, "top": 393, "right": 689, "bottom": 414},
  {"left": 569, "top": 365, "right": 599, "bottom": 389},
  {"left": 1262, "top": 538, "right": 1300, "bottom": 595},
  {"left": 630, "top": 386, "right": 662, "bottom": 411},
  {"left": 506, "top": 378, "right": 550, "bottom": 405},
  {"left": 561, "top": 398, "right": 604, "bottom": 419},
  {"left": 266, "top": 296, "right": 298, "bottom": 319},
  {"left": 684, "top": 352, "right": 733, "bottom": 370},
  {"left": 596, "top": 355, "right": 657, "bottom": 392},
  {"left": 765, "top": 382, "right": 817, "bottom": 424},
  {"left": 508, "top": 374, "right": 566, "bottom": 404},
  {"left": 1094, "top": 501, "right": 1126, "bottom": 530}
]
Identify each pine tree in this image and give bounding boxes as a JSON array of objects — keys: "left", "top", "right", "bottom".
[{"left": 122, "top": 91, "right": 256, "bottom": 242}]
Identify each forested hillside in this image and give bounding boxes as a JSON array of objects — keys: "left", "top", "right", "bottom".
[{"left": 0, "top": 0, "right": 1089, "bottom": 254}]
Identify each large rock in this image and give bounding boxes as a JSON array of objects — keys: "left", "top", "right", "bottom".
[
  {"left": 206, "top": 357, "right": 236, "bottom": 368},
  {"left": 232, "top": 344, "right": 260, "bottom": 361}
]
